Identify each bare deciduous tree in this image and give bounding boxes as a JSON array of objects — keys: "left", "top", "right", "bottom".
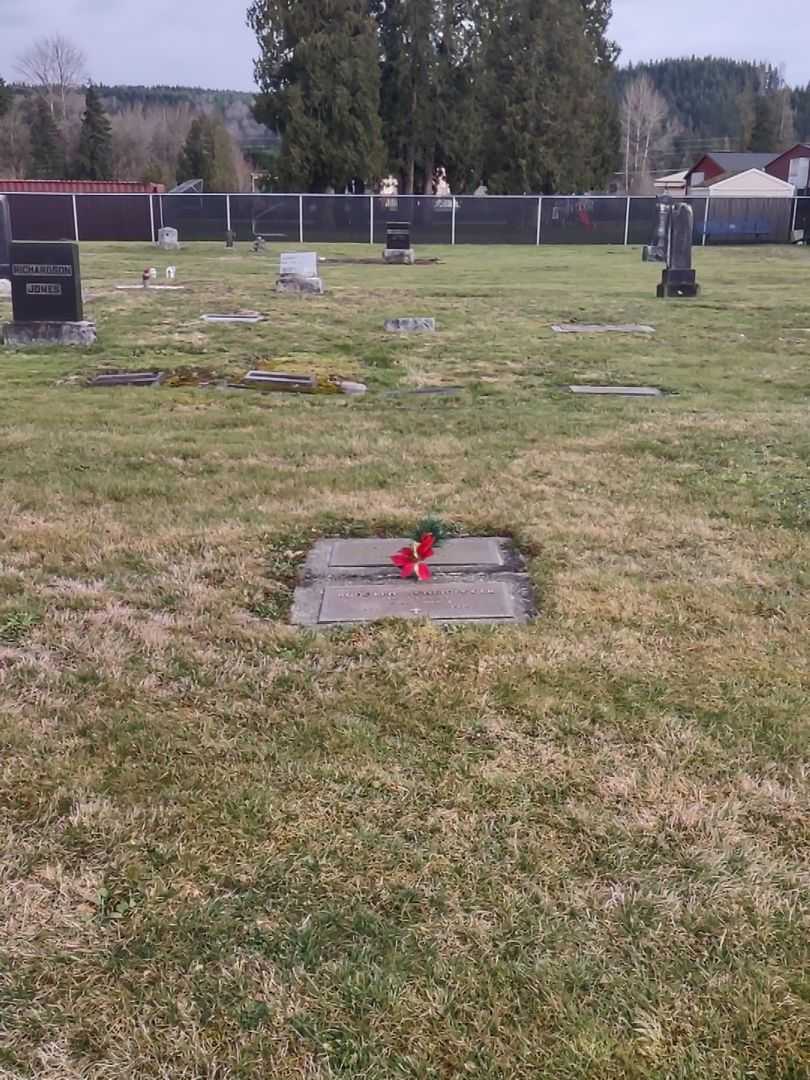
[
  {"left": 0, "top": 100, "right": 32, "bottom": 178},
  {"left": 16, "top": 34, "right": 86, "bottom": 121},
  {"left": 621, "top": 75, "right": 679, "bottom": 194}
]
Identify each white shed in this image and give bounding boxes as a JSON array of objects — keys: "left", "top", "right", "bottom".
[
  {"left": 654, "top": 170, "right": 688, "bottom": 197},
  {"left": 700, "top": 168, "right": 795, "bottom": 199}
]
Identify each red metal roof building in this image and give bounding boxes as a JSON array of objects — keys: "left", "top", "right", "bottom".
[{"left": 0, "top": 179, "right": 165, "bottom": 194}]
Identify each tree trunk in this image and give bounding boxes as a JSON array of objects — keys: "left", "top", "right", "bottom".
[{"left": 403, "top": 151, "right": 415, "bottom": 195}]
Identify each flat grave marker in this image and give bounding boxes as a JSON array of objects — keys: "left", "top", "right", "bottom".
[
  {"left": 200, "top": 312, "right": 264, "bottom": 323},
  {"left": 568, "top": 385, "right": 663, "bottom": 397},
  {"left": 328, "top": 537, "right": 504, "bottom": 568},
  {"left": 291, "top": 535, "right": 534, "bottom": 626},
  {"left": 552, "top": 323, "right": 655, "bottom": 334},
  {"left": 89, "top": 371, "right": 164, "bottom": 387},
  {"left": 317, "top": 580, "right": 517, "bottom": 624},
  {"left": 385, "top": 317, "right": 436, "bottom": 332},
  {"left": 385, "top": 385, "right": 463, "bottom": 397}
]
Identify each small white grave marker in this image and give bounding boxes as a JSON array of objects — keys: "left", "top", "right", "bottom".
[{"left": 279, "top": 251, "right": 318, "bottom": 278}]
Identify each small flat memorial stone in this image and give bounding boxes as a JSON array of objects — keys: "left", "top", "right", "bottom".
[
  {"left": 89, "top": 371, "right": 164, "bottom": 387},
  {"left": 242, "top": 371, "right": 316, "bottom": 391},
  {"left": 385, "top": 386, "right": 463, "bottom": 397},
  {"left": 552, "top": 324, "right": 655, "bottom": 334},
  {"left": 201, "top": 312, "right": 264, "bottom": 323},
  {"left": 329, "top": 537, "right": 504, "bottom": 568},
  {"left": 318, "top": 580, "right": 517, "bottom": 624},
  {"left": 385, "top": 317, "right": 436, "bottom": 332},
  {"left": 569, "top": 385, "right": 663, "bottom": 397}
]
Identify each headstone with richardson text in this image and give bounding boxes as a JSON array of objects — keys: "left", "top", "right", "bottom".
[
  {"left": 383, "top": 220, "right": 415, "bottom": 265},
  {"left": 10, "top": 241, "right": 82, "bottom": 321},
  {"left": 276, "top": 251, "right": 324, "bottom": 294},
  {"left": 2, "top": 239, "right": 96, "bottom": 346}
]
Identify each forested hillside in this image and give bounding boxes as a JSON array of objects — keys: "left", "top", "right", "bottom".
[
  {"left": 616, "top": 56, "right": 810, "bottom": 151},
  {"left": 96, "top": 85, "right": 275, "bottom": 151}
]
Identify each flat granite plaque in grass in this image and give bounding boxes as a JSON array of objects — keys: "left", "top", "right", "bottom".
[
  {"left": 569, "top": 385, "right": 663, "bottom": 397},
  {"left": 291, "top": 535, "right": 534, "bottom": 626},
  {"left": 329, "top": 537, "right": 504, "bottom": 568},
  {"left": 552, "top": 323, "right": 655, "bottom": 334},
  {"left": 319, "top": 580, "right": 516, "bottom": 624}
]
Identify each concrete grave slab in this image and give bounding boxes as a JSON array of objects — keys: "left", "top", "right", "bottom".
[
  {"left": 201, "top": 312, "right": 264, "bottom": 323},
  {"left": 115, "top": 284, "right": 186, "bottom": 291},
  {"left": 552, "top": 324, "right": 655, "bottom": 334},
  {"left": 276, "top": 274, "right": 325, "bottom": 295},
  {"left": 3, "top": 320, "right": 96, "bottom": 346},
  {"left": 292, "top": 575, "right": 532, "bottom": 627},
  {"left": 568, "top": 385, "right": 663, "bottom": 397}
]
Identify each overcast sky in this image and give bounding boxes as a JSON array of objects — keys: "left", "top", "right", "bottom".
[{"left": 0, "top": 0, "right": 808, "bottom": 91}]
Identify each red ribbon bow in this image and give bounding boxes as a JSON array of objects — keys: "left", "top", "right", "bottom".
[{"left": 391, "top": 533, "right": 436, "bottom": 581}]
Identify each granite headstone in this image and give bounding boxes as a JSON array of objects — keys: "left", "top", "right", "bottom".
[
  {"left": 642, "top": 196, "right": 699, "bottom": 298},
  {"left": 9, "top": 240, "right": 83, "bottom": 322},
  {"left": 0, "top": 195, "right": 11, "bottom": 281},
  {"left": 383, "top": 220, "right": 415, "bottom": 265},
  {"left": 157, "top": 226, "right": 180, "bottom": 251},
  {"left": 276, "top": 251, "right": 324, "bottom": 294}
]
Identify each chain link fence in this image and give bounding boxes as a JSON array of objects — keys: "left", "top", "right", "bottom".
[{"left": 5, "top": 192, "right": 808, "bottom": 247}]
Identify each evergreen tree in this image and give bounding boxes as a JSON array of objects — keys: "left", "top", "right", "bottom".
[
  {"left": 177, "top": 115, "right": 216, "bottom": 188},
  {"left": 480, "top": 0, "right": 616, "bottom": 193},
  {"left": 794, "top": 84, "right": 810, "bottom": 142},
  {"left": 177, "top": 114, "right": 238, "bottom": 191},
  {"left": 750, "top": 93, "right": 784, "bottom": 152},
  {"left": 75, "top": 84, "right": 113, "bottom": 179},
  {"left": 210, "top": 116, "right": 238, "bottom": 190},
  {"left": 248, "top": 0, "right": 384, "bottom": 191},
  {"left": 375, "top": 0, "right": 483, "bottom": 193},
  {"left": 28, "top": 95, "right": 65, "bottom": 179},
  {"left": 0, "top": 77, "right": 12, "bottom": 118}
]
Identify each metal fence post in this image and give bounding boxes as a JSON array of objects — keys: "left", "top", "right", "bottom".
[
  {"left": 71, "top": 194, "right": 79, "bottom": 242},
  {"left": 791, "top": 196, "right": 799, "bottom": 237},
  {"left": 298, "top": 195, "right": 304, "bottom": 243},
  {"left": 149, "top": 194, "right": 156, "bottom": 243},
  {"left": 702, "top": 194, "right": 710, "bottom": 247},
  {"left": 623, "top": 196, "right": 631, "bottom": 246},
  {"left": 159, "top": 195, "right": 164, "bottom": 230},
  {"left": 451, "top": 197, "right": 456, "bottom": 245},
  {"left": 536, "top": 196, "right": 542, "bottom": 244},
  {"left": 369, "top": 194, "right": 374, "bottom": 245},
  {"left": 226, "top": 194, "right": 231, "bottom": 234}
]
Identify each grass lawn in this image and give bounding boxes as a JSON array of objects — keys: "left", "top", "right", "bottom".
[{"left": 2, "top": 241, "right": 810, "bottom": 1079}]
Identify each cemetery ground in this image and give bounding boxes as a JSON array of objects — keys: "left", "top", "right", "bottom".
[{"left": 2, "top": 240, "right": 810, "bottom": 1079}]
